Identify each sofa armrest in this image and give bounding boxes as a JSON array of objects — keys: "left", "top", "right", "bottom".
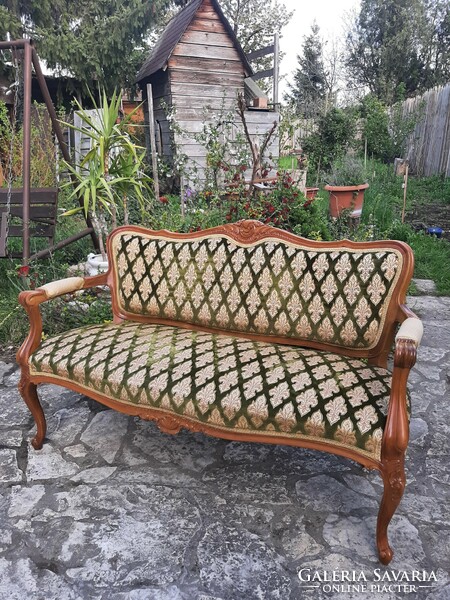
[
  {"left": 395, "top": 317, "right": 423, "bottom": 348},
  {"left": 18, "top": 272, "right": 108, "bottom": 307},
  {"left": 17, "top": 272, "right": 109, "bottom": 368},
  {"left": 38, "top": 276, "right": 85, "bottom": 300}
]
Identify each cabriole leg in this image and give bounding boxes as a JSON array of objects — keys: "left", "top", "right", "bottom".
[
  {"left": 18, "top": 375, "right": 46, "bottom": 449},
  {"left": 376, "top": 457, "right": 406, "bottom": 564}
]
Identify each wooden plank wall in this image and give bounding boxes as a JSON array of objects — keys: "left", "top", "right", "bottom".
[
  {"left": 402, "top": 83, "right": 450, "bottom": 177},
  {"left": 163, "top": 0, "right": 279, "bottom": 181},
  {"left": 145, "top": 70, "right": 173, "bottom": 160}
]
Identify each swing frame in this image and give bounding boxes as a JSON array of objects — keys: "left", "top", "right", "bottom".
[{"left": 0, "top": 38, "right": 99, "bottom": 264}]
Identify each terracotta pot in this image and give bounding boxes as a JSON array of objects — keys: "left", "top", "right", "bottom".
[
  {"left": 324, "top": 183, "right": 369, "bottom": 218},
  {"left": 305, "top": 187, "right": 319, "bottom": 200}
]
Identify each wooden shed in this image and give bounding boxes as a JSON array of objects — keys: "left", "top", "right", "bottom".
[{"left": 136, "top": 0, "right": 279, "bottom": 185}]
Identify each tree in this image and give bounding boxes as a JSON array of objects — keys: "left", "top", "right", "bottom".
[
  {"left": 344, "top": 0, "right": 449, "bottom": 104},
  {"left": 285, "top": 22, "right": 327, "bottom": 118},
  {"left": 220, "top": 0, "right": 294, "bottom": 93},
  {"left": 0, "top": 0, "right": 167, "bottom": 91}
]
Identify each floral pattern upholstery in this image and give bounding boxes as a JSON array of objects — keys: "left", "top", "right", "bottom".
[
  {"left": 111, "top": 233, "right": 403, "bottom": 350},
  {"left": 29, "top": 322, "right": 395, "bottom": 460}
]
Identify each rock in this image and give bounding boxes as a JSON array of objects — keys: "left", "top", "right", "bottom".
[
  {"left": 412, "top": 278, "right": 437, "bottom": 295},
  {"left": 197, "top": 523, "right": 291, "bottom": 600},
  {"left": 203, "top": 466, "right": 291, "bottom": 506},
  {"left": 342, "top": 473, "right": 380, "bottom": 497},
  {"left": 281, "top": 521, "right": 323, "bottom": 559},
  {"left": 0, "top": 557, "right": 79, "bottom": 600},
  {"left": 0, "top": 361, "right": 14, "bottom": 385},
  {"left": 0, "top": 430, "right": 23, "bottom": 447},
  {"left": 70, "top": 467, "right": 117, "bottom": 484},
  {"left": 132, "top": 422, "right": 218, "bottom": 472},
  {"left": 3, "top": 369, "right": 20, "bottom": 388},
  {"left": 295, "top": 475, "right": 378, "bottom": 513},
  {"left": 8, "top": 485, "right": 46, "bottom": 518},
  {"left": 62, "top": 485, "right": 201, "bottom": 588},
  {"left": 409, "top": 417, "right": 428, "bottom": 443},
  {"left": 0, "top": 449, "right": 22, "bottom": 483},
  {"left": 64, "top": 444, "right": 88, "bottom": 459},
  {"left": 46, "top": 406, "right": 92, "bottom": 448},
  {"left": 323, "top": 514, "right": 375, "bottom": 559},
  {"left": 0, "top": 388, "right": 32, "bottom": 428},
  {"left": 27, "top": 445, "right": 78, "bottom": 481},
  {"left": 80, "top": 411, "right": 128, "bottom": 464},
  {"left": 108, "top": 588, "right": 186, "bottom": 600},
  {"left": 0, "top": 529, "right": 12, "bottom": 552}
]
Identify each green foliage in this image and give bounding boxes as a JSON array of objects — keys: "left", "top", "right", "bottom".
[
  {"left": 359, "top": 95, "right": 391, "bottom": 160},
  {"left": 219, "top": 0, "right": 294, "bottom": 94},
  {"left": 302, "top": 108, "right": 357, "bottom": 175},
  {"left": 0, "top": 101, "right": 57, "bottom": 188},
  {"left": 285, "top": 22, "right": 327, "bottom": 118},
  {"left": 405, "top": 233, "right": 450, "bottom": 295},
  {"left": 345, "top": 0, "right": 450, "bottom": 102},
  {"left": 0, "top": 0, "right": 168, "bottom": 92},
  {"left": 61, "top": 89, "right": 153, "bottom": 256},
  {"left": 325, "top": 156, "right": 368, "bottom": 186}
]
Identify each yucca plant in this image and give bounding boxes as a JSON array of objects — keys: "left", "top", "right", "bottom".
[{"left": 61, "top": 89, "right": 152, "bottom": 260}]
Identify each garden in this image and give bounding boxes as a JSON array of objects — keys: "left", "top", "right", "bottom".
[{"left": 1, "top": 90, "right": 450, "bottom": 357}]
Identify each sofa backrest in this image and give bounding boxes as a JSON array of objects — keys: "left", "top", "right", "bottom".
[{"left": 108, "top": 221, "right": 411, "bottom": 352}]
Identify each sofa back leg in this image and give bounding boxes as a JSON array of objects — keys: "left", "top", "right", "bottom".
[
  {"left": 376, "top": 456, "right": 406, "bottom": 564},
  {"left": 18, "top": 375, "right": 46, "bottom": 449}
]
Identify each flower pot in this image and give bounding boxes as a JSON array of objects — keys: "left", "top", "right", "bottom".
[
  {"left": 305, "top": 187, "right": 319, "bottom": 200},
  {"left": 86, "top": 253, "right": 109, "bottom": 276},
  {"left": 324, "top": 183, "right": 369, "bottom": 218}
]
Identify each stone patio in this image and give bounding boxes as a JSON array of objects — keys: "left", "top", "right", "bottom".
[{"left": 0, "top": 295, "right": 449, "bottom": 600}]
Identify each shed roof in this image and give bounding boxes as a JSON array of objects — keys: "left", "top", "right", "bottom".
[{"left": 136, "top": 0, "right": 253, "bottom": 84}]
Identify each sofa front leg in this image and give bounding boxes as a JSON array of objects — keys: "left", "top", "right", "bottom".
[
  {"left": 377, "top": 456, "right": 406, "bottom": 564},
  {"left": 18, "top": 374, "right": 46, "bottom": 449}
]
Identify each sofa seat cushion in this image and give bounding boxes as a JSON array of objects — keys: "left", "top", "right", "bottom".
[{"left": 29, "top": 323, "right": 395, "bottom": 461}]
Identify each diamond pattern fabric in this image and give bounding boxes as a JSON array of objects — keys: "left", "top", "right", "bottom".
[
  {"left": 111, "top": 233, "right": 403, "bottom": 350},
  {"left": 29, "top": 322, "right": 395, "bottom": 460}
]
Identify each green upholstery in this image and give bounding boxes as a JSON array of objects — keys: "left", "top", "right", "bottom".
[
  {"left": 110, "top": 232, "right": 403, "bottom": 350},
  {"left": 29, "top": 322, "right": 395, "bottom": 460}
]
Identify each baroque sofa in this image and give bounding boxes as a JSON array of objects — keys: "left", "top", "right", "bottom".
[{"left": 17, "top": 220, "right": 423, "bottom": 564}]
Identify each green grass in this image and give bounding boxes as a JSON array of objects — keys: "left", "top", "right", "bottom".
[
  {"left": 408, "top": 233, "right": 450, "bottom": 295},
  {"left": 278, "top": 155, "right": 298, "bottom": 170}
]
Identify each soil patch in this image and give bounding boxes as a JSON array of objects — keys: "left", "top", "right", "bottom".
[{"left": 406, "top": 202, "right": 450, "bottom": 240}]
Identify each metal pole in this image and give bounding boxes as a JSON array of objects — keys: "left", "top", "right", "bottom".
[
  {"left": 146, "top": 83, "right": 160, "bottom": 200},
  {"left": 273, "top": 33, "right": 280, "bottom": 108},
  {"left": 22, "top": 40, "right": 32, "bottom": 265},
  {"left": 31, "top": 47, "right": 100, "bottom": 252}
]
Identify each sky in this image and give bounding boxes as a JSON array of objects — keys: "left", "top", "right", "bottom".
[{"left": 279, "top": 0, "right": 361, "bottom": 97}]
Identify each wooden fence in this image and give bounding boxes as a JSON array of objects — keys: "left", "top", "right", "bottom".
[{"left": 402, "top": 84, "right": 450, "bottom": 177}]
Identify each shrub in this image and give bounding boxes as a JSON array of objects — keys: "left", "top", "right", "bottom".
[
  {"left": 303, "top": 108, "right": 357, "bottom": 175},
  {"left": 325, "top": 156, "right": 368, "bottom": 186}
]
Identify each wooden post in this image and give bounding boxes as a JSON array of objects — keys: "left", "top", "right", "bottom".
[
  {"left": 22, "top": 40, "right": 32, "bottom": 265},
  {"left": 146, "top": 83, "right": 160, "bottom": 200},
  {"left": 180, "top": 175, "right": 185, "bottom": 219},
  {"left": 273, "top": 33, "right": 280, "bottom": 108},
  {"left": 401, "top": 164, "right": 409, "bottom": 223}
]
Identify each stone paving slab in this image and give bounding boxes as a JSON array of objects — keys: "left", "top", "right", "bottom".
[{"left": 0, "top": 296, "right": 449, "bottom": 599}]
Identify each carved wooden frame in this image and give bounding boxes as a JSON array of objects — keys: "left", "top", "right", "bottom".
[{"left": 16, "top": 220, "right": 421, "bottom": 565}]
